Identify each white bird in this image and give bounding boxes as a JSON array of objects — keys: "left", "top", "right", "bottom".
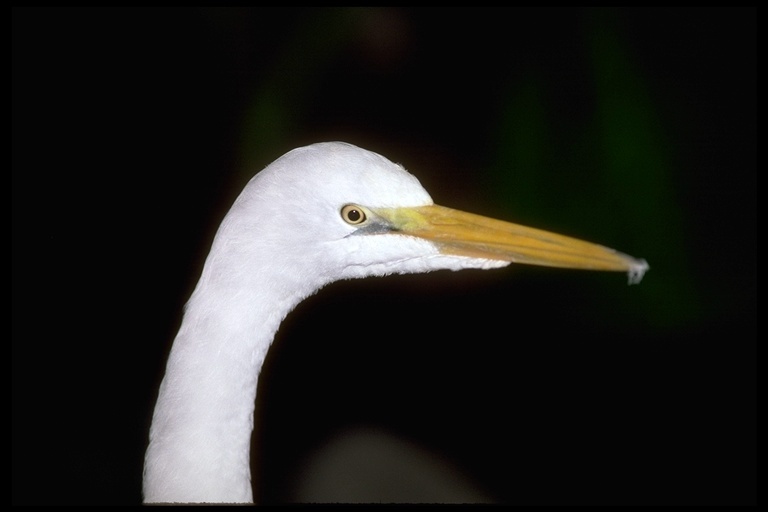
[{"left": 143, "top": 141, "right": 648, "bottom": 503}]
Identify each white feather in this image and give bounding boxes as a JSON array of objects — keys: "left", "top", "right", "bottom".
[{"left": 143, "top": 142, "right": 506, "bottom": 503}]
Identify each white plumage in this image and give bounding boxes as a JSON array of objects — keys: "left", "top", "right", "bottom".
[{"left": 143, "top": 142, "right": 647, "bottom": 503}]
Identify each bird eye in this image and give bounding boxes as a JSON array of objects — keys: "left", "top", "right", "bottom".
[{"left": 341, "top": 204, "right": 367, "bottom": 225}]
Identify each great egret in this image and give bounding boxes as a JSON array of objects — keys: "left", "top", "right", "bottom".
[{"left": 143, "top": 142, "right": 648, "bottom": 503}]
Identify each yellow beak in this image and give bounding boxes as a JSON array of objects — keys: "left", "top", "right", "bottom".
[{"left": 375, "top": 204, "right": 649, "bottom": 284}]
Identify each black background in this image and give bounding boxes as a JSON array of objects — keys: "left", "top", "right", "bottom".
[{"left": 13, "top": 7, "right": 755, "bottom": 505}]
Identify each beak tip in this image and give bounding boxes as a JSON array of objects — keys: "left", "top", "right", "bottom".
[{"left": 627, "top": 258, "right": 650, "bottom": 285}]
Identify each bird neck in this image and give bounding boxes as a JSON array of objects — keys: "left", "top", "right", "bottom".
[{"left": 143, "top": 246, "right": 312, "bottom": 503}]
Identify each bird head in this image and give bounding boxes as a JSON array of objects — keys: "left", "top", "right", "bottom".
[{"left": 214, "top": 142, "right": 647, "bottom": 291}]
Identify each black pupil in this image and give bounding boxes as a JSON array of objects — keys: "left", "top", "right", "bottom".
[{"left": 347, "top": 209, "right": 361, "bottom": 222}]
